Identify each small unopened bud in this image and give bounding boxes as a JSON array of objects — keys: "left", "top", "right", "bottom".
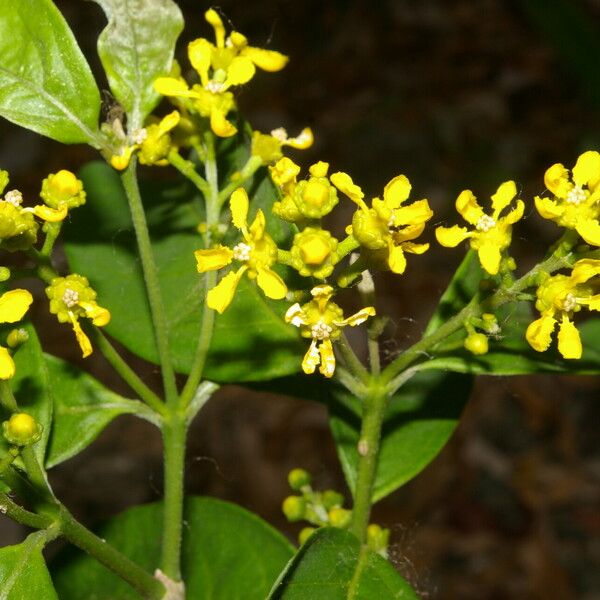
[
  {"left": 0, "top": 267, "right": 10, "bottom": 282},
  {"left": 2, "top": 413, "right": 42, "bottom": 446},
  {"left": 322, "top": 490, "right": 344, "bottom": 510},
  {"left": 464, "top": 332, "right": 488, "bottom": 355},
  {"left": 328, "top": 507, "right": 351, "bottom": 528},
  {"left": 367, "top": 523, "right": 390, "bottom": 556},
  {"left": 6, "top": 328, "right": 29, "bottom": 348},
  {"left": 282, "top": 496, "right": 306, "bottom": 522},
  {"left": 288, "top": 468, "right": 311, "bottom": 491},
  {"left": 298, "top": 527, "right": 316, "bottom": 546}
]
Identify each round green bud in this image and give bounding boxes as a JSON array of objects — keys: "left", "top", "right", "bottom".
[
  {"left": 366, "top": 523, "right": 390, "bottom": 555},
  {"left": 6, "top": 328, "right": 29, "bottom": 349},
  {"left": 298, "top": 527, "right": 316, "bottom": 546},
  {"left": 251, "top": 131, "right": 283, "bottom": 165},
  {"left": 282, "top": 496, "right": 306, "bottom": 522},
  {"left": 0, "top": 203, "right": 38, "bottom": 252},
  {"left": 40, "top": 170, "right": 86, "bottom": 210},
  {"left": 0, "top": 267, "right": 10, "bottom": 282},
  {"left": 328, "top": 507, "right": 351, "bottom": 528},
  {"left": 351, "top": 208, "right": 388, "bottom": 250},
  {"left": 464, "top": 332, "right": 488, "bottom": 355},
  {"left": 2, "top": 413, "right": 42, "bottom": 446},
  {"left": 293, "top": 177, "right": 338, "bottom": 219},
  {"left": 290, "top": 228, "right": 338, "bottom": 279},
  {"left": 322, "top": 490, "right": 344, "bottom": 510},
  {"left": 273, "top": 194, "right": 303, "bottom": 223},
  {"left": 288, "top": 468, "right": 311, "bottom": 491}
]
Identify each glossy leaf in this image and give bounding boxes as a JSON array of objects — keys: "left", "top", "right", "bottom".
[
  {"left": 268, "top": 528, "right": 418, "bottom": 600},
  {"left": 0, "top": 323, "right": 52, "bottom": 465},
  {"left": 64, "top": 161, "right": 303, "bottom": 383},
  {"left": 330, "top": 371, "right": 471, "bottom": 502},
  {"left": 425, "top": 250, "right": 600, "bottom": 374},
  {"left": 44, "top": 354, "right": 156, "bottom": 469},
  {"left": 0, "top": 534, "right": 58, "bottom": 599},
  {"left": 0, "top": 0, "right": 102, "bottom": 145},
  {"left": 93, "top": 0, "right": 183, "bottom": 129},
  {"left": 52, "top": 497, "right": 295, "bottom": 600}
]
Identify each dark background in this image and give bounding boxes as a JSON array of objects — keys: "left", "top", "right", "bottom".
[{"left": 1, "top": 1, "right": 600, "bottom": 598}]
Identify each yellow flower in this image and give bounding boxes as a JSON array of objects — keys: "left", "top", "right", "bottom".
[
  {"left": 0, "top": 289, "right": 33, "bottom": 379},
  {"left": 331, "top": 172, "right": 433, "bottom": 274},
  {"left": 526, "top": 259, "right": 600, "bottom": 359},
  {"left": 285, "top": 285, "right": 375, "bottom": 378},
  {"left": 251, "top": 127, "right": 313, "bottom": 165},
  {"left": 435, "top": 181, "right": 524, "bottom": 275},
  {"left": 46, "top": 274, "right": 110, "bottom": 358},
  {"left": 195, "top": 188, "right": 287, "bottom": 313},
  {"left": 535, "top": 151, "right": 600, "bottom": 245},
  {"left": 154, "top": 9, "right": 288, "bottom": 138}
]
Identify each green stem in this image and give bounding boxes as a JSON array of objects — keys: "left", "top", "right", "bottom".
[
  {"left": 91, "top": 328, "right": 167, "bottom": 417},
  {"left": 59, "top": 506, "right": 165, "bottom": 599},
  {"left": 168, "top": 149, "right": 211, "bottom": 197},
  {"left": 217, "top": 155, "right": 262, "bottom": 206},
  {"left": 20, "top": 447, "right": 51, "bottom": 499},
  {"left": 348, "top": 383, "right": 388, "bottom": 542},
  {"left": 336, "top": 332, "right": 369, "bottom": 384},
  {"left": 121, "top": 159, "right": 178, "bottom": 406},
  {"left": 0, "top": 492, "right": 53, "bottom": 529},
  {"left": 160, "top": 415, "right": 187, "bottom": 581}
]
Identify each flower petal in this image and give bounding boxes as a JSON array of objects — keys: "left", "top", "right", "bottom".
[
  {"left": 402, "top": 241, "right": 429, "bottom": 255},
  {"left": 477, "top": 242, "right": 502, "bottom": 275},
  {"left": 526, "top": 314, "right": 556, "bottom": 352},
  {"left": 157, "top": 111, "right": 181, "bottom": 136},
  {"left": 435, "top": 225, "right": 471, "bottom": 247},
  {"left": 572, "top": 150, "right": 600, "bottom": 189},
  {"left": 387, "top": 242, "right": 407, "bottom": 274},
  {"left": 210, "top": 109, "right": 237, "bottom": 138},
  {"left": 0, "top": 346, "right": 15, "bottom": 379},
  {"left": 230, "top": 188, "right": 249, "bottom": 232},
  {"left": 256, "top": 267, "right": 287, "bottom": 300},
  {"left": 570, "top": 258, "right": 600, "bottom": 284},
  {"left": 501, "top": 199, "right": 525, "bottom": 226},
  {"left": 534, "top": 196, "right": 563, "bottom": 220},
  {"left": 242, "top": 47, "right": 289, "bottom": 72},
  {"left": 285, "top": 303, "right": 308, "bottom": 327},
  {"left": 302, "top": 339, "right": 320, "bottom": 374},
  {"left": 557, "top": 315, "right": 582, "bottom": 359},
  {"left": 336, "top": 306, "right": 376, "bottom": 327},
  {"left": 206, "top": 267, "right": 246, "bottom": 313},
  {"left": 154, "top": 77, "right": 194, "bottom": 98},
  {"left": 205, "top": 8, "right": 225, "bottom": 48},
  {"left": 383, "top": 175, "right": 411, "bottom": 209},
  {"left": 544, "top": 163, "right": 570, "bottom": 198},
  {"left": 318, "top": 338, "right": 336, "bottom": 378},
  {"left": 0, "top": 289, "right": 33, "bottom": 324},
  {"left": 455, "top": 190, "right": 484, "bottom": 225},
  {"left": 491, "top": 180, "right": 517, "bottom": 215},
  {"left": 188, "top": 38, "right": 212, "bottom": 85},
  {"left": 31, "top": 204, "right": 68, "bottom": 222},
  {"left": 330, "top": 172, "right": 367, "bottom": 210},
  {"left": 225, "top": 56, "right": 256, "bottom": 88},
  {"left": 249, "top": 209, "right": 266, "bottom": 240},
  {"left": 283, "top": 127, "right": 313, "bottom": 149},
  {"left": 575, "top": 218, "right": 600, "bottom": 246},
  {"left": 71, "top": 318, "right": 93, "bottom": 358},
  {"left": 195, "top": 245, "right": 234, "bottom": 272},
  {"left": 79, "top": 301, "right": 111, "bottom": 327},
  {"left": 392, "top": 199, "right": 433, "bottom": 226}
]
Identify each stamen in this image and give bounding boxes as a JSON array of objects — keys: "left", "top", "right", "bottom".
[
  {"left": 206, "top": 80, "right": 225, "bottom": 94},
  {"left": 131, "top": 128, "right": 148, "bottom": 144},
  {"left": 311, "top": 320, "right": 333, "bottom": 340},
  {"left": 4, "top": 190, "right": 23, "bottom": 207},
  {"left": 270, "top": 127, "right": 288, "bottom": 142},
  {"left": 566, "top": 185, "right": 586, "bottom": 205},
  {"left": 562, "top": 292, "right": 577, "bottom": 312},
  {"left": 62, "top": 288, "right": 80, "bottom": 308},
  {"left": 476, "top": 214, "right": 496, "bottom": 232},
  {"left": 232, "top": 242, "right": 251, "bottom": 262}
]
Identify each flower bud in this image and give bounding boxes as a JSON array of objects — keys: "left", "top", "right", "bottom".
[
  {"left": 321, "top": 490, "right": 344, "bottom": 510},
  {"left": 366, "top": 523, "right": 390, "bottom": 556},
  {"left": 328, "top": 507, "right": 351, "bottom": 528},
  {"left": 0, "top": 267, "right": 10, "bottom": 282},
  {"left": 282, "top": 496, "right": 306, "bottom": 522},
  {"left": 288, "top": 468, "right": 311, "bottom": 490},
  {"left": 6, "top": 328, "right": 29, "bottom": 348},
  {"left": 2, "top": 413, "right": 42, "bottom": 446},
  {"left": 464, "top": 332, "right": 488, "bottom": 355},
  {"left": 290, "top": 228, "right": 338, "bottom": 278},
  {"left": 40, "top": 170, "right": 86, "bottom": 210},
  {"left": 298, "top": 527, "right": 316, "bottom": 546}
]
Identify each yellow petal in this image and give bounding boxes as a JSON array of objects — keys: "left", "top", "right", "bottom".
[
  {"left": 210, "top": 109, "right": 237, "bottom": 138},
  {"left": 0, "top": 346, "right": 15, "bottom": 379},
  {"left": 570, "top": 258, "right": 600, "bottom": 284},
  {"left": 477, "top": 242, "right": 502, "bottom": 275},
  {"left": 206, "top": 267, "right": 246, "bottom": 314},
  {"left": 392, "top": 199, "right": 433, "bottom": 226},
  {"left": 225, "top": 56, "right": 256, "bottom": 87},
  {"left": 336, "top": 306, "right": 376, "bottom": 327},
  {"left": 572, "top": 150, "right": 600, "bottom": 189},
  {"left": 435, "top": 225, "right": 471, "bottom": 247},
  {"left": 491, "top": 180, "right": 517, "bottom": 214},
  {"left": 557, "top": 315, "right": 582, "bottom": 359},
  {"left": 285, "top": 303, "right": 308, "bottom": 327},
  {"left": 158, "top": 111, "right": 181, "bottom": 136},
  {"left": 501, "top": 199, "right": 525, "bottom": 226},
  {"left": 249, "top": 209, "right": 265, "bottom": 240},
  {"left": 534, "top": 195, "right": 563, "bottom": 220},
  {"left": 195, "top": 245, "right": 234, "bottom": 272},
  {"left": 242, "top": 47, "right": 289, "bottom": 72},
  {"left": 31, "top": 204, "right": 68, "bottom": 222},
  {"left": 455, "top": 190, "right": 484, "bottom": 225},
  {"left": 110, "top": 146, "right": 136, "bottom": 171},
  {"left": 402, "top": 241, "right": 429, "bottom": 255},
  {"left": 318, "top": 338, "right": 336, "bottom": 378},
  {"left": 309, "top": 161, "right": 329, "bottom": 178},
  {"left": 229, "top": 31, "right": 248, "bottom": 49},
  {"left": 283, "top": 127, "right": 313, "bottom": 149},
  {"left": 587, "top": 294, "right": 600, "bottom": 311},
  {"left": 205, "top": 8, "right": 225, "bottom": 48},
  {"left": 544, "top": 163, "right": 570, "bottom": 198},
  {"left": 71, "top": 318, "right": 93, "bottom": 358},
  {"left": 79, "top": 301, "right": 111, "bottom": 327},
  {"left": 383, "top": 175, "right": 411, "bottom": 209},
  {"left": 188, "top": 38, "right": 212, "bottom": 85},
  {"left": 230, "top": 188, "right": 249, "bottom": 231},
  {"left": 153, "top": 77, "right": 193, "bottom": 97},
  {"left": 0, "top": 289, "right": 33, "bottom": 323},
  {"left": 330, "top": 172, "right": 367, "bottom": 210},
  {"left": 526, "top": 314, "right": 556, "bottom": 352},
  {"left": 302, "top": 339, "right": 320, "bottom": 375},
  {"left": 256, "top": 267, "right": 287, "bottom": 299},
  {"left": 575, "top": 218, "right": 600, "bottom": 246},
  {"left": 387, "top": 242, "right": 407, "bottom": 274}
]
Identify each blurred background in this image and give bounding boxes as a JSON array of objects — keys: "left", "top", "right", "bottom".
[{"left": 1, "top": 1, "right": 600, "bottom": 598}]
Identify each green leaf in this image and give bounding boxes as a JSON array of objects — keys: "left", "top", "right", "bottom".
[
  {"left": 425, "top": 250, "right": 600, "bottom": 374},
  {"left": 268, "top": 528, "right": 418, "bottom": 600},
  {"left": 93, "top": 0, "right": 183, "bottom": 129},
  {"left": 44, "top": 354, "right": 156, "bottom": 469},
  {"left": 0, "top": 533, "right": 58, "bottom": 599},
  {"left": 64, "top": 161, "right": 303, "bottom": 383},
  {"left": 0, "top": 323, "right": 52, "bottom": 465},
  {"left": 330, "top": 370, "right": 471, "bottom": 502},
  {"left": 52, "top": 497, "right": 295, "bottom": 600},
  {"left": 0, "top": 0, "right": 102, "bottom": 145}
]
